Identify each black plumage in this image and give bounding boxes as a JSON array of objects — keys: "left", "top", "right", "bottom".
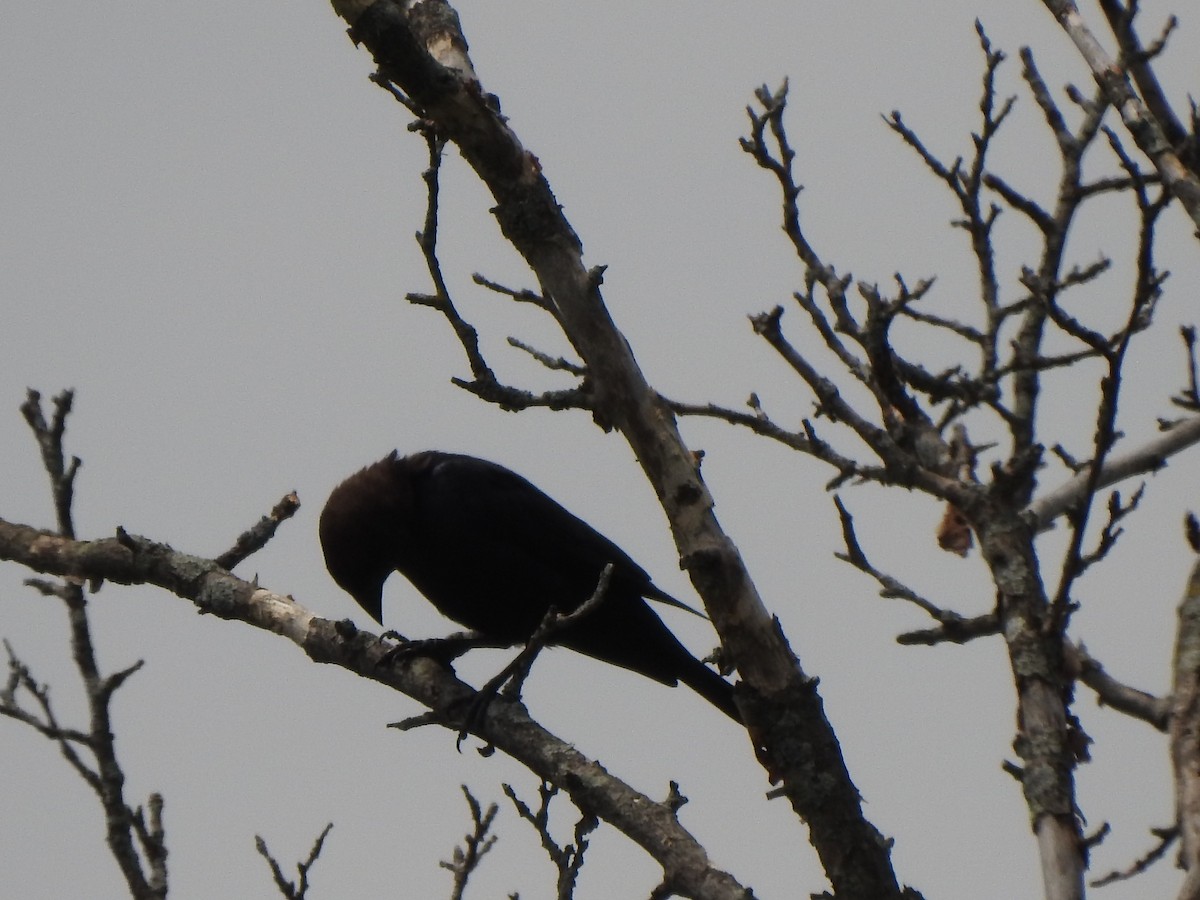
[{"left": 319, "top": 450, "right": 738, "bottom": 721}]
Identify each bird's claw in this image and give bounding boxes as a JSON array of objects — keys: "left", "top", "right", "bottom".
[
  {"left": 378, "top": 636, "right": 474, "bottom": 669},
  {"left": 454, "top": 688, "right": 511, "bottom": 752}
]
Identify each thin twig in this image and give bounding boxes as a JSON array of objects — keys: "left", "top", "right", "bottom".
[
  {"left": 215, "top": 492, "right": 301, "bottom": 571},
  {"left": 255, "top": 824, "right": 334, "bottom": 900},
  {"left": 10, "top": 391, "right": 168, "bottom": 899},
  {"left": 1090, "top": 825, "right": 1177, "bottom": 886},
  {"left": 441, "top": 786, "right": 500, "bottom": 900},
  {"left": 504, "top": 781, "right": 598, "bottom": 900}
]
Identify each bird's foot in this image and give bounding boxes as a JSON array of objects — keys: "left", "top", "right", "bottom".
[
  {"left": 454, "top": 685, "right": 514, "bottom": 752},
  {"left": 378, "top": 632, "right": 498, "bottom": 669}
]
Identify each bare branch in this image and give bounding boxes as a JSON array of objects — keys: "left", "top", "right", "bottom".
[
  {"left": 1019, "top": 45, "right": 1076, "bottom": 154},
  {"left": 441, "top": 787, "right": 500, "bottom": 900},
  {"left": 507, "top": 337, "right": 586, "bottom": 376},
  {"left": 0, "top": 514, "right": 754, "bottom": 900},
  {"left": 1172, "top": 555, "right": 1200, "bottom": 883},
  {"left": 1090, "top": 825, "right": 1177, "bottom": 887},
  {"left": 12, "top": 391, "right": 168, "bottom": 900},
  {"left": 215, "top": 492, "right": 301, "bottom": 571},
  {"left": 406, "top": 127, "right": 497, "bottom": 384},
  {"left": 1068, "top": 643, "right": 1169, "bottom": 731},
  {"left": 504, "top": 781, "right": 597, "bottom": 900},
  {"left": 19, "top": 388, "right": 80, "bottom": 539},
  {"left": 474, "top": 273, "right": 552, "bottom": 312},
  {"left": 255, "top": 823, "right": 334, "bottom": 900},
  {"left": 1047, "top": 293, "right": 1142, "bottom": 628},
  {"left": 1098, "top": 0, "right": 1188, "bottom": 148},
  {"left": 1027, "top": 416, "right": 1200, "bottom": 528},
  {"left": 450, "top": 375, "right": 591, "bottom": 414},
  {"left": 0, "top": 642, "right": 102, "bottom": 783},
  {"left": 897, "top": 614, "right": 1001, "bottom": 646},
  {"left": 1039, "top": 0, "right": 1200, "bottom": 229},
  {"left": 833, "top": 497, "right": 970, "bottom": 629},
  {"left": 663, "top": 393, "right": 884, "bottom": 486}
]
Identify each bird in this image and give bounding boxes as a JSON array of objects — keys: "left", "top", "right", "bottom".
[{"left": 319, "top": 450, "right": 739, "bottom": 722}]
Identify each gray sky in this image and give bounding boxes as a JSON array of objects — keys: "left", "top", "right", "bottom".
[{"left": 2, "top": 1, "right": 1197, "bottom": 898}]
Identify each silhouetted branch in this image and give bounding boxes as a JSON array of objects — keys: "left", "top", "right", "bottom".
[
  {"left": 1098, "top": 0, "right": 1188, "bottom": 149},
  {"left": 19, "top": 389, "right": 79, "bottom": 539},
  {"left": 216, "top": 492, "right": 301, "bottom": 571},
  {"left": 984, "top": 171, "right": 1054, "bottom": 233},
  {"left": 0, "top": 641, "right": 102, "bottom": 772},
  {"left": 897, "top": 614, "right": 1001, "bottom": 646},
  {"left": 474, "top": 273, "right": 553, "bottom": 312},
  {"left": 507, "top": 337, "right": 586, "bottom": 376},
  {"left": 0, "top": 513, "right": 753, "bottom": 899},
  {"left": 1172, "top": 326, "right": 1200, "bottom": 412},
  {"left": 888, "top": 23, "right": 1010, "bottom": 383},
  {"left": 406, "top": 125, "right": 496, "bottom": 384},
  {"left": 441, "top": 787, "right": 500, "bottom": 900},
  {"left": 504, "top": 781, "right": 597, "bottom": 900},
  {"left": 1049, "top": 284, "right": 1152, "bottom": 628},
  {"left": 397, "top": 132, "right": 595, "bottom": 423},
  {"left": 1039, "top": 0, "right": 1200, "bottom": 229},
  {"left": 662, "top": 393, "right": 883, "bottom": 486},
  {"left": 450, "top": 376, "right": 592, "bottom": 413},
  {"left": 833, "top": 497, "right": 968, "bottom": 630},
  {"left": 255, "top": 823, "right": 334, "bottom": 900},
  {"left": 399, "top": 118, "right": 594, "bottom": 420},
  {"left": 1090, "top": 825, "right": 1177, "bottom": 887},
  {"left": 5, "top": 391, "right": 168, "bottom": 900},
  {"left": 1072, "top": 486, "right": 1145, "bottom": 577}
]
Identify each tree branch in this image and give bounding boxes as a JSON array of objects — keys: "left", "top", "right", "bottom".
[
  {"left": 1039, "top": 0, "right": 1200, "bottom": 230},
  {"left": 0, "top": 515, "right": 753, "bottom": 900},
  {"left": 1172, "top": 555, "right": 1200, "bottom": 886},
  {"left": 441, "top": 787, "right": 499, "bottom": 900},
  {"left": 8, "top": 390, "right": 168, "bottom": 900},
  {"left": 1026, "top": 416, "right": 1200, "bottom": 528},
  {"left": 331, "top": 5, "right": 918, "bottom": 897},
  {"left": 255, "top": 823, "right": 334, "bottom": 900}
]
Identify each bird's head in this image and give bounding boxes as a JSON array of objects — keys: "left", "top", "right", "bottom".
[{"left": 319, "top": 452, "right": 414, "bottom": 625}]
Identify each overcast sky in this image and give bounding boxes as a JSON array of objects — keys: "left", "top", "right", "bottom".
[{"left": 2, "top": 2, "right": 1198, "bottom": 898}]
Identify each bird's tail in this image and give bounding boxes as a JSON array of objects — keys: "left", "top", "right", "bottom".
[{"left": 679, "top": 657, "right": 741, "bottom": 723}]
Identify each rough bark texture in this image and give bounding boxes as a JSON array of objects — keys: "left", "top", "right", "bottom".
[
  {"left": 1173, "top": 560, "right": 1200, "bottom": 893},
  {"left": 331, "top": 2, "right": 920, "bottom": 897},
  {"left": 0, "top": 517, "right": 754, "bottom": 900},
  {"left": 976, "top": 509, "right": 1084, "bottom": 900}
]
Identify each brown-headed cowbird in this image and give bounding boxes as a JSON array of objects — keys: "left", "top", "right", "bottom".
[{"left": 319, "top": 450, "right": 738, "bottom": 721}]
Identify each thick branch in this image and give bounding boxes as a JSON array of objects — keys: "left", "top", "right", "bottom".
[
  {"left": 1172, "top": 557, "right": 1200, "bottom": 886},
  {"left": 0, "top": 516, "right": 751, "bottom": 900},
  {"left": 976, "top": 512, "right": 1085, "bottom": 900},
  {"left": 330, "top": 4, "right": 916, "bottom": 896}
]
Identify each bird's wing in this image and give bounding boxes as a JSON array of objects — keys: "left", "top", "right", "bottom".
[{"left": 416, "top": 453, "right": 692, "bottom": 608}]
